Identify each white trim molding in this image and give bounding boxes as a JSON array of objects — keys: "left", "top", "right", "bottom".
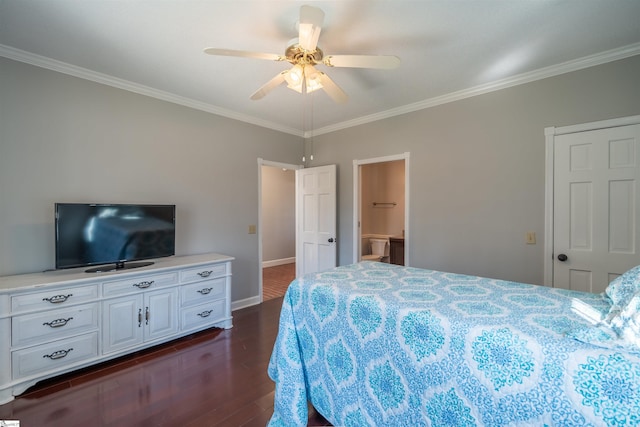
[
  {"left": 0, "top": 44, "right": 303, "bottom": 137},
  {"left": 262, "top": 257, "right": 295, "bottom": 268},
  {"left": 3, "top": 41, "right": 639, "bottom": 139},
  {"left": 543, "top": 115, "right": 640, "bottom": 286},
  {"left": 313, "top": 43, "right": 640, "bottom": 137},
  {"left": 231, "top": 296, "right": 262, "bottom": 312}
]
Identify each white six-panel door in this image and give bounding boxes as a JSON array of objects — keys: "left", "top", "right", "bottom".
[
  {"left": 553, "top": 124, "right": 640, "bottom": 292},
  {"left": 296, "top": 164, "right": 337, "bottom": 276}
]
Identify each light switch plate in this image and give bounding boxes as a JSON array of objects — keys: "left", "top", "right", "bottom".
[{"left": 526, "top": 231, "right": 536, "bottom": 244}]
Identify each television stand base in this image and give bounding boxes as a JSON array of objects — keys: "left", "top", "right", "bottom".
[{"left": 85, "top": 261, "right": 154, "bottom": 273}]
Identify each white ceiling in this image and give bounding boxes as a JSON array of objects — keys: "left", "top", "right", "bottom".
[{"left": 2, "top": 0, "right": 640, "bottom": 136}]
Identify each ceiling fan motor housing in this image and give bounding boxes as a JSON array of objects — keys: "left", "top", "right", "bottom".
[{"left": 285, "top": 40, "right": 323, "bottom": 65}]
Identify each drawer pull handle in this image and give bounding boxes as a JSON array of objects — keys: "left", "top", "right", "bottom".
[
  {"left": 197, "top": 270, "right": 213, "bottom": 278},
  {"left": 197, "top": 310, "right": 213, "bottom": 318},
  {"left": 43, "top": 294, "right": 73, "bottom": 304},
  {"left": 43, "top": 348, "right": 73, "bottom": 360},
  {"left": 43, "top": 317, "right": 74, "bottom": 328},
  {"left": 138, "top": 308, "right": 143, "bottom": 327},
  {"left": 133, "top": 280, "right": 154, "bottom": 289},
  {"left": 197, "top": 288, "right": 213, "bottom": 295},
  {"left": 145, "top": 307, "right": 150, "bottom": 325}
]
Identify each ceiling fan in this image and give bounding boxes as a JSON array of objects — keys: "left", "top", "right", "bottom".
[{"left": 204, "top": 5, "right": 400, "bottom": 103}]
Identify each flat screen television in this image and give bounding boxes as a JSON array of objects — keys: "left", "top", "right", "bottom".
[{"left": 55, "top": 203, "right": 176, "bottom": 273}]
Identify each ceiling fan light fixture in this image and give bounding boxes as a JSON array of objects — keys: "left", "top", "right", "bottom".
[
  {"left": 305, "top": 78, "right": 323, "bottom": 94},
  {"left": 304, "top": 65, "right": 323, "bottom": 93},
  {"left": 284, "top": 64, "right": 304, "bottom": 86},
  {"left": 284, "top": 64, "right": 323, "bottom": 94},
  {"left": 287, "top": 81, "right": 304, "bottom": 93}
]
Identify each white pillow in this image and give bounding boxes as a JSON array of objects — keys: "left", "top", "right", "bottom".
[
  {"left": 609, "top": 289, "right": 640, "bottom": 347},
  {"left": 605, "top": 265, "right": 640, "bottom": 312},
  {"left": 569, "top": 288, "right": 640, "bottom": 354}
]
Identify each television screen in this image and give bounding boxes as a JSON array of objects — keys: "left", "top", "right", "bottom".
[{"left": 55, "top": 203, "right": 176, "bottom": 272}]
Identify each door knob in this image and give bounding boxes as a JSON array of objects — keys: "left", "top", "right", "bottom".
[
  {"left": 557, "top": 254, "right": 568, "bottom": 262},
  {"left": 328, "top": 238, "right": 334, "bottom": 243}
]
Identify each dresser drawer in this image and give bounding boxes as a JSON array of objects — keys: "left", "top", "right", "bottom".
[
  {"left": 103, "top": 272, "right": 178, "bottom": 297},
  {"left": 180, "top": 263, "right": 228, "bottom": 284},
  {"left": 12, "top": 332, "right": 98, "bottom": 379},
  {"left": 181, "top": 277, "right": 226, "bottom": 307},
  {"left": 11, "top": 285, "right": 99, "bottom": 314},
  {"left": 181, "top": 300, "right": 226, "bottom": 331},
  {"left": 12, "top": 303, "right": 99, "bottom": 348}
]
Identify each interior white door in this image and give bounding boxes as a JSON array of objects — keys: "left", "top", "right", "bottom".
[
  {"left": 296, "top": 164, "right": 337, "bottom": 276},
  {"left": 553, "top": 124, "right": 640, "bottom": 292}
]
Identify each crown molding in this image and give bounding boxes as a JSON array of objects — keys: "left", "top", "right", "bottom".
[
  {"left": 0, "top": 44, "right": 303, "bottom": 137},
  {"left": 2, "top": 41, "right": 638, "bottom": 140},
  {"left": 309, "top": 42, "right": 640, "bottom": 137}
]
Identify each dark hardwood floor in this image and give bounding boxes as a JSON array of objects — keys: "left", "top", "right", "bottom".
[
  {"left": 0, "top": 297, "right": 330, "bottom": 427},
  {"left": 262, "top": 263, "right": 295, "bottom": 301}
]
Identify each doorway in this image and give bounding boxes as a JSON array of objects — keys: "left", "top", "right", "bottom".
[
  {"left": 258, "top": 158, "right": 301, "bottom": 302},
  {"left": 544, "top": 116, "right": 640, "bottom": 290},
  {"left": 353, "top": 153, "right": 410, "bottom": 265}
]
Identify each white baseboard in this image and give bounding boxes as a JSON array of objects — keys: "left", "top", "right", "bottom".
[
  {"left": 232, "top": 257, "right": 295, "bottom": 312},
  {"left": 232, "top": 295, "right": 262, "bottom": 312},
  {"left": 262, "top": 257, "right": 295, "bottom": 268}
]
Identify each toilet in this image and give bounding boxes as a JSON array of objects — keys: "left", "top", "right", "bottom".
[{"left": 362, "top": 238, "right": 389, "bottom": 262}]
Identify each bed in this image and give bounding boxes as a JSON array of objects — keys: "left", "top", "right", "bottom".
[{"left": 267, "top": 261, "right": 640, "bottom": 426}]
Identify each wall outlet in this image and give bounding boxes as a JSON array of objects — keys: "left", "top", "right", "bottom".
[
  {"left": 526, "top": 231, "right": 536, "bottom": 244},
  {"left": 248, "top": 224, "right": 257, "bottom": 234}
]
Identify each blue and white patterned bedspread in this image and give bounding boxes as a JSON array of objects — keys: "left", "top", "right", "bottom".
[{"left": 267, "top": 262, "right": 640, "bottom": 426}]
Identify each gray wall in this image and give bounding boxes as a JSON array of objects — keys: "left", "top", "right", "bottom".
[
  {"left": 0, "top": 57, "right": 303, "bottom": 303},
  {"left": 306, "top": 55, "right": 640, "bottom": 285},
  {"left": 261, "top": 165, "right": 295, "bottom": 263},
  {"left": 2, "top": 54, "right": 639, "bottom": 301}
]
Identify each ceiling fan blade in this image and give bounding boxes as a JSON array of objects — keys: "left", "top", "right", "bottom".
[
  {"left": 323, "top": 55, "right": 401, "bottom": 69},
  {"left": 298, "top": 5, "right": 324, "bottom": 51},
  {"left": 250, "top": 71, "right": 288, "bottom": 100},
  {"left": 316, "top": 72, "right": 348, "bottom": 104},
  {"left": 204, "top": 47, "right": 283, "bottom": 61}
]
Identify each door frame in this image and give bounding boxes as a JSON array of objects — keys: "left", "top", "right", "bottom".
[
  {"left": 353, "top": 152, "right": 411, "bottom": 265},
  {"left": 257, "top": 158, "right": 302, "bottom": 303},
  {"left": 543, "top": 115, "right": 640, "bottom": 287}
]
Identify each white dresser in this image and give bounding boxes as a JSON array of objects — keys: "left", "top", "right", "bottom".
[{"left": 0, "top": 253, "right": 233, "bottom": 404}]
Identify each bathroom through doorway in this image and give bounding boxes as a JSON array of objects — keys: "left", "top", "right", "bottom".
[{"left": 353, "top": 153, "right": 410, "bottom": 266}]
